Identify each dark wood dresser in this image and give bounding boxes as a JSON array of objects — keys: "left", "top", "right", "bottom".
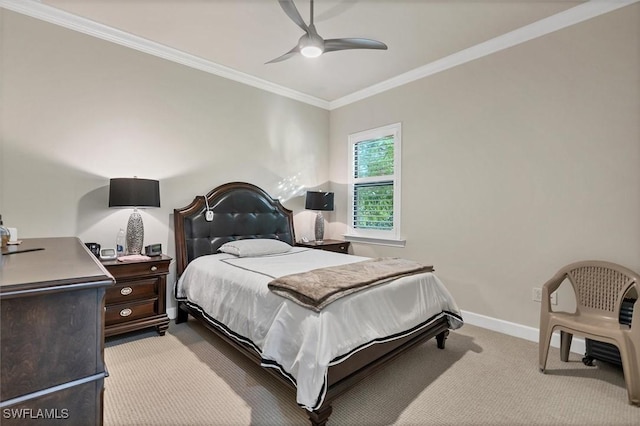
[
  {"left": 101, "top": 255, "right": 171, "bottom": 337},
  {"left": 0, "top": 237, "right": 114, "bottom": 425}
]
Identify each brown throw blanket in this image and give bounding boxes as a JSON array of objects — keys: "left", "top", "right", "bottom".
[{"left": 268, "top": 257, "right": 433, "bottom": 312}]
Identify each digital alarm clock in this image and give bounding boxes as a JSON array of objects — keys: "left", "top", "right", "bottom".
[
  {"left": 144, "top": 243, "right": 162, "bottom": 256},
  {"left": 99, "top": 248, "right": 117, "bottom": 260}
]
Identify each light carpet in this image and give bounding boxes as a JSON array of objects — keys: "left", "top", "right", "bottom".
[{"left": 104, "top": 320, "right": 639, "bottom": 425}]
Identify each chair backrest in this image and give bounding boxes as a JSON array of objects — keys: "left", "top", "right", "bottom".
[{"left": 563, "top": 261, "right": 639, "bottom": 318}]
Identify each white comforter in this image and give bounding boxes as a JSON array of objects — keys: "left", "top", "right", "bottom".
[{"left": 176, "top": 247, "right": 463, "bottom": 410}]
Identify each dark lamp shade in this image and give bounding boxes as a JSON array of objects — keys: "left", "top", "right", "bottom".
[
  {"left": 305, "top": 191, "right": 334, "bottom": 211},
  {"left": 109, "top": 178, "right": 160, "bottom": 208}
]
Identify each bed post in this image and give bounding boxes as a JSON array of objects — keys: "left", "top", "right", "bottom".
[
  {"left": 436, "top": 330, "right": 449, "bottom": 349},
  {"left": 308, "top": 405, "right": 332, "bottom": 426},
  {"left": 175, "top": 302, "right": 189, "bottom": 324}
]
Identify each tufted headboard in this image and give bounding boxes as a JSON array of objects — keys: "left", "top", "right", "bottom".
[{"left": 173, "top": 182, "right": 296, "bottom": 276}]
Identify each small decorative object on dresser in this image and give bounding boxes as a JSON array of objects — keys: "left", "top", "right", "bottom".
[
  {"left": 297, "top": 238, "right": 350, "bottom": 254},
  {"left": 0, "top": 215, "right": 10, "bottom": 248},
  {"left": 101, "top": 255, "right": 171, "bottom": 337}
]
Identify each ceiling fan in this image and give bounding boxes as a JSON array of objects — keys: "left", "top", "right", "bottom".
[{"left": 266, "top": 0, "right": 388, "bottom": 64}]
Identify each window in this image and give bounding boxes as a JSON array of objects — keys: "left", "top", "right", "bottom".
[{"left": 346, "top": 123, "right": 403, "bottom": 246}]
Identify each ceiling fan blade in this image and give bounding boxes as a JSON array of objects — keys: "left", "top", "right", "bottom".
[
  {"left": 265, "top": 45, "right": 300, "bottom": 64},
  {"left": 324, "top": 38, "right": 388, "bottom": 53},
  {"left": 278, "top": 0, "right": 309, "bottom": 33}
]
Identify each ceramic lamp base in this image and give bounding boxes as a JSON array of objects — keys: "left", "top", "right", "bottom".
[
  {"left": 314, "top": 211, "right": 324, "bottom": 243},
  {"left": 126, "top": 210, "right": 144, "bottom": 255}
]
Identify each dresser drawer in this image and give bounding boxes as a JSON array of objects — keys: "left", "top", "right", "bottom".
[
  {"left": 106, "top": 278, "right": 158, "bottom": 304},
  {"left": 1, "top": 287, "right": 106, "bottom": 401},
  {"left": 105, "top": 299, "right": 157, "bottom": 325}
]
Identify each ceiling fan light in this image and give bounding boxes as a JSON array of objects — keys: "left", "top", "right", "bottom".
[{"left": 301, "top": 45, "right": 323, "bottom": 58}]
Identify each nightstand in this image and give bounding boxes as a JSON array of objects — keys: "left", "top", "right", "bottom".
[
  {"left": 101, "top": 255, "right": 171, "bottom": 337},
  {"left": 297, "top": 239, "right": 351, "bottom": 254}
]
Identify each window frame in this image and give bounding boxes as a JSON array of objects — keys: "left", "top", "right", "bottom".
[{"left": 345, "top": 122, "right": 404, "bottom": 247}]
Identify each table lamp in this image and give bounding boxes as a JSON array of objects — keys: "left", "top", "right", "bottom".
[
  {"left": 109, "top": 177, "right": 160, "bottom": 255},
  {"left": 305, "top": 191, "right": 334, "bottom": 243}
]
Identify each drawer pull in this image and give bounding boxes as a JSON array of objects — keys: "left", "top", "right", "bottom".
[
  {"left": 119, "top": 308, "right": 132, "bottom": 317},
  {"left": 120, "top": 287, "right": 133, "bottom": 296},
  {"left": 151, "top": 266, "right": 158, "bottom": 272}
]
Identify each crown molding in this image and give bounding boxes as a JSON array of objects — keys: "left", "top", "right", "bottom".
[
  {"left": 0, "top": 0, "right": 331, "bottom": 110},
  {"left": 329, "top": 0, "right": 639, "bottom": 110},
  {"left": 2, "top": 0, "right": 637, "bottom": 111}
]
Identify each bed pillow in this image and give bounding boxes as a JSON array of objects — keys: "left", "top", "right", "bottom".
[{"left": 218, "top": 239, "right": 292, "bottom": 257}]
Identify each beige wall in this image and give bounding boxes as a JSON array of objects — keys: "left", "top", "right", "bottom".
[
  {"left": 328, "top": 4, "right": 640, "bottom": 328},
  {"left": 0, "top": 11, "right": 329, "bottom": 313}
]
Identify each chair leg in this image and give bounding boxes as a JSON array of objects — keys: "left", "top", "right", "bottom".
[
  {"left": 560, "top": 330, "right": 573, "bottom": 362},
  {"left": 539, "top": 324, "right": 554, "bottom": 372},
  {"left": 619, "top": 339, "right": 640, "bottom": 405}
]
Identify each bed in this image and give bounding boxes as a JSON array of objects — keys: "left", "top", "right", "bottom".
[{"left": 173, "top": 181, "right": 463, "bottom": 425}]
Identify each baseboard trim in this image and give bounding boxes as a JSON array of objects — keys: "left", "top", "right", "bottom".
[{"left": 460, "top": 310, "right": 586, "bottom": 356}]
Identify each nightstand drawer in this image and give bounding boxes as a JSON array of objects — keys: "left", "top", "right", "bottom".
[
  {"left": 107, "top": 261, "right": 169, "bottom": 279},
  {"left": 105, "top": 299, "right": 157, "bottom": 325},
  {"left": 332, "top": 243, "right": 349, "bottom": 253},
  {"left": 106, "top": 278, "right": 158, "bottom": 304}
]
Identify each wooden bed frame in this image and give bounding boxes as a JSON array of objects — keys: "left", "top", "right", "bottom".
[{"left": 173, "top": 182, "right": 451, "bottom": 425}]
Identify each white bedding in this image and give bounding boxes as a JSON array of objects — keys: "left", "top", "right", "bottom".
[{"left": 175, "top": 247, "right": 463, "bottom": 410}]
